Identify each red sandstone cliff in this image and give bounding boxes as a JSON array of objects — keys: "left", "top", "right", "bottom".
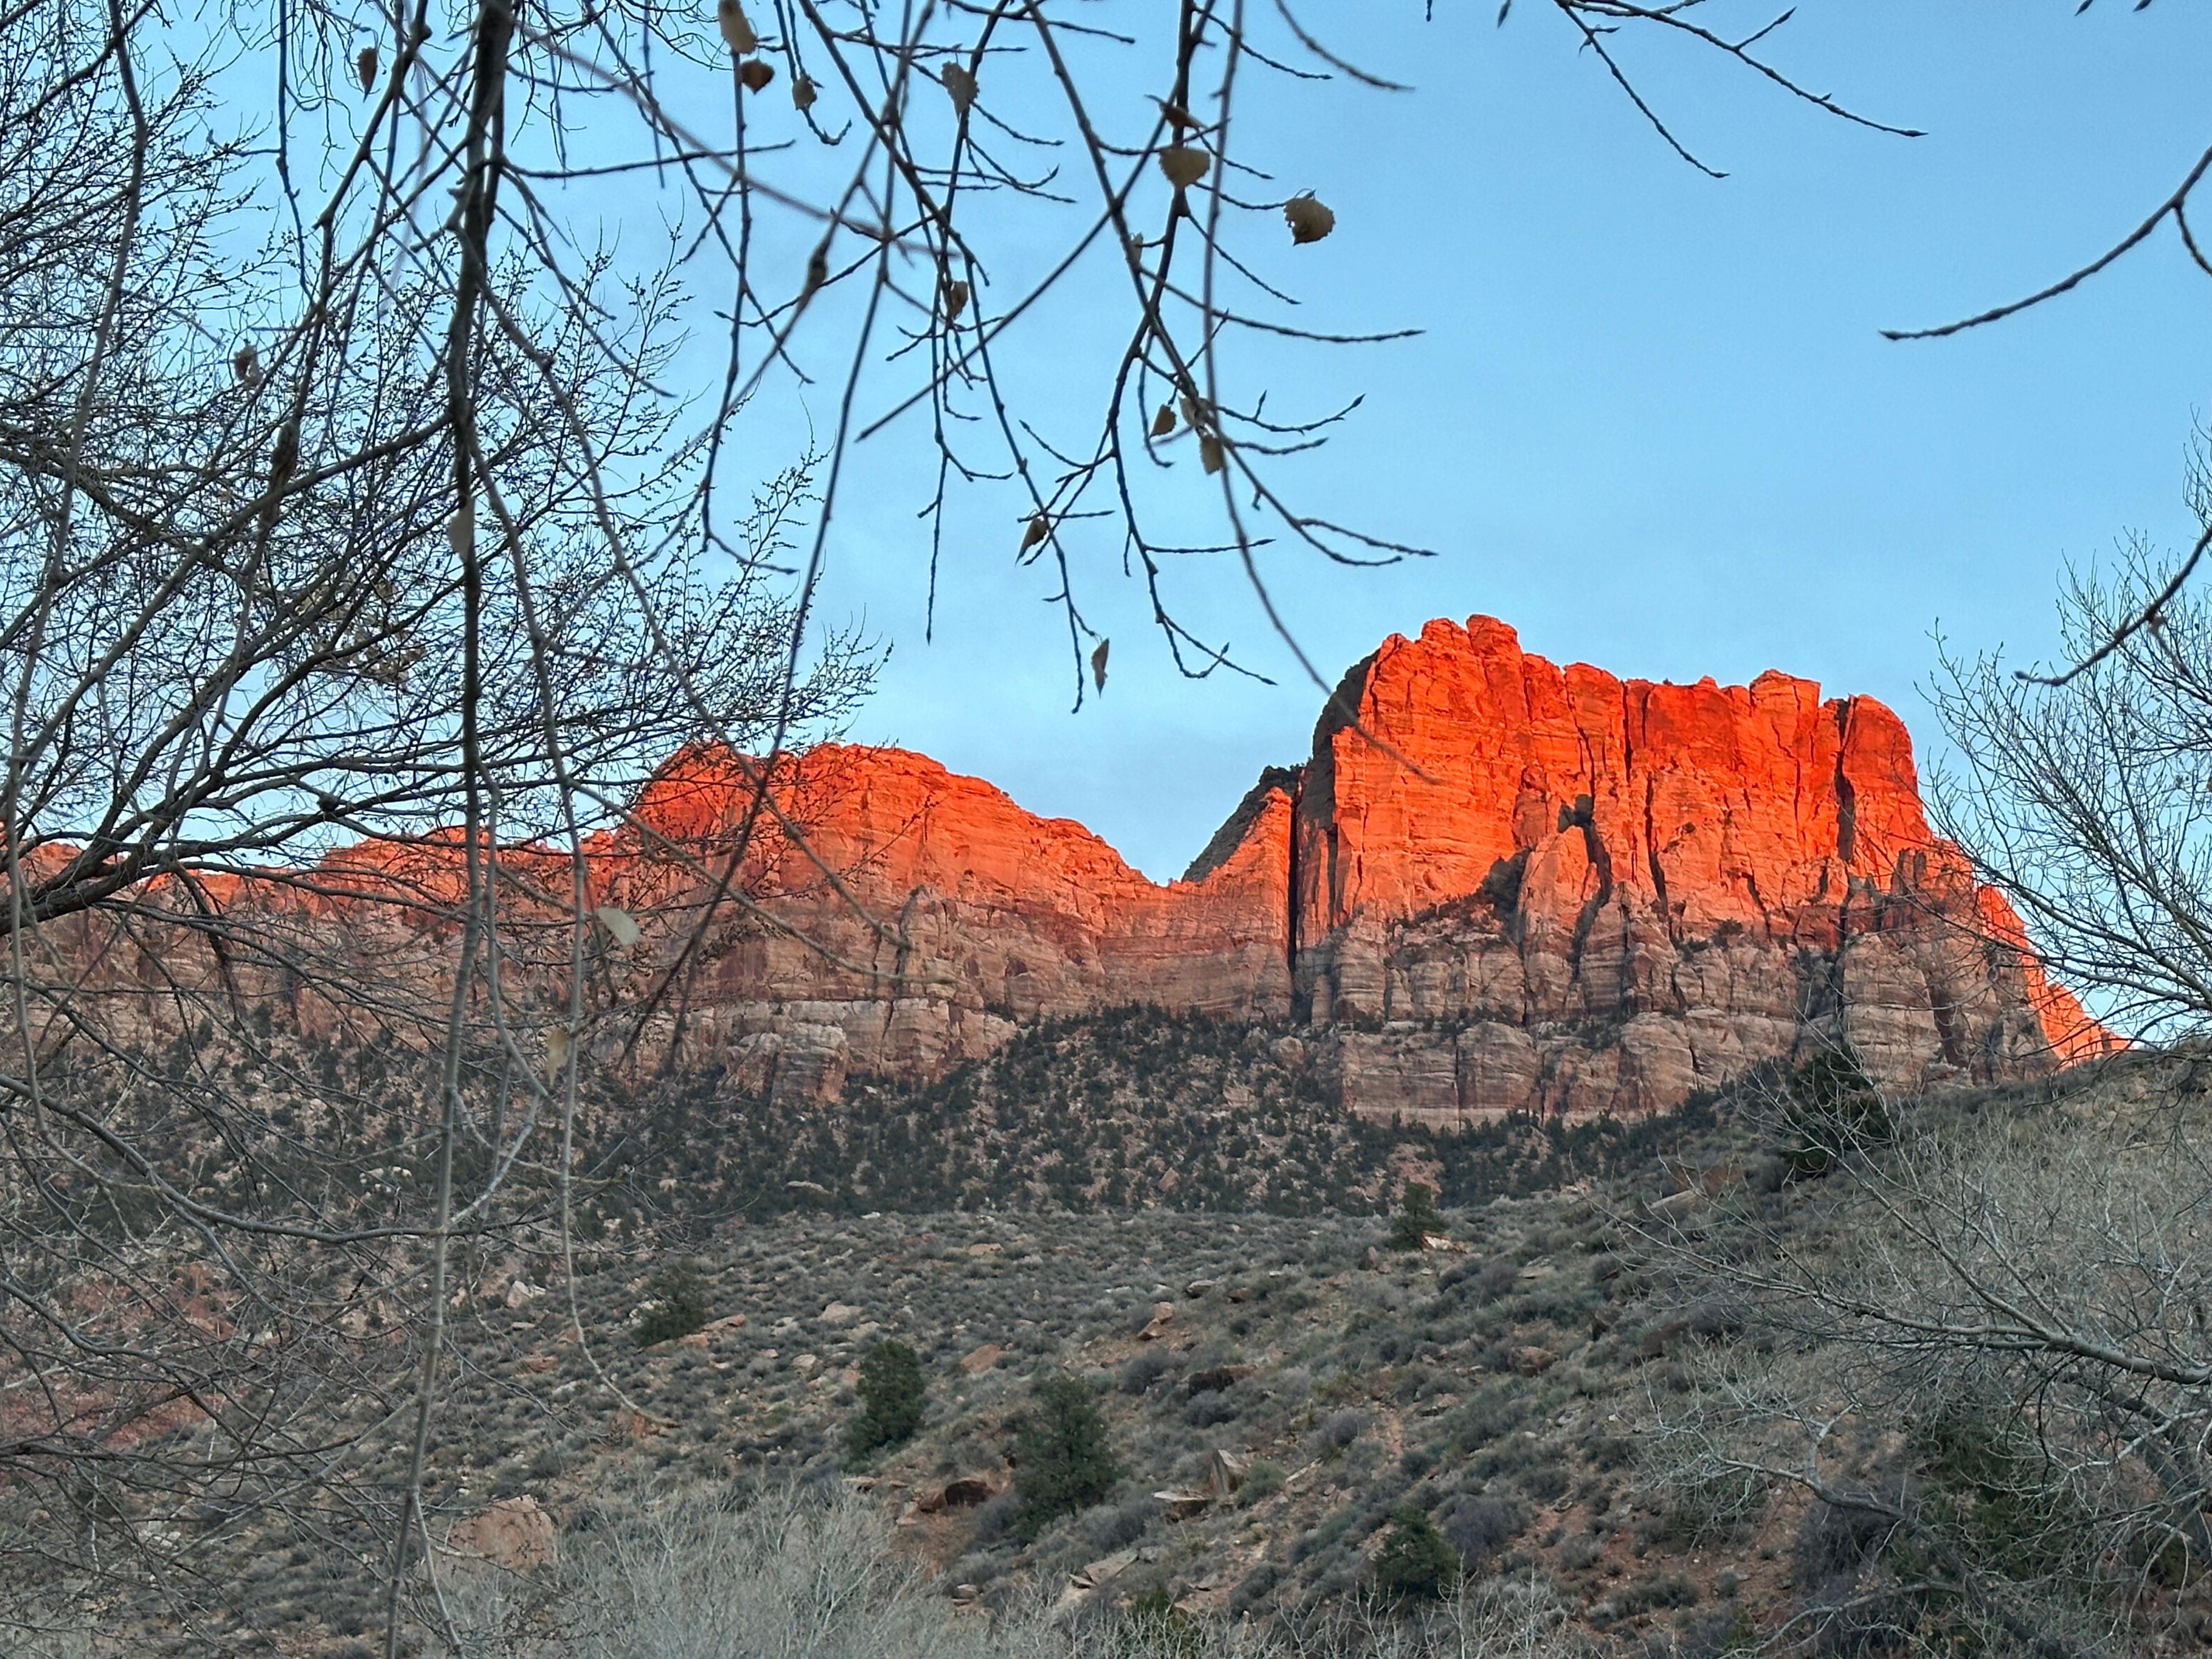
[
  {"left": 620, "top": 614, "right": 2098, "bottom": 1120},
  {"left": 624, "top": 743, "right": 1294, "bottom": 1099},
  {"left": 1283, "top": 616, "right": 2101, "bottom": 1121}
]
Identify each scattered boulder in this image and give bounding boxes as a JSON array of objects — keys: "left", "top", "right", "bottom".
[
  {"left": 917, "top": 1475, "right": 999, "bottom": 1513},
  {"left": 1184, "top": 1365, "right": 1253, "bottom": 1396},
  {"left": 449, "top": 1496, "right": 553, "bottom": 1572},
  {"left": 1511, "top": 1345, "right": 1559, "bottom": 1376},
  {"left": 956, "top": 1343, "right": 1003, "bottom": 1375},
  {"left": 1205, "top": 1448, "right": 1249, "bottom": 1498},
  {"left": 1650, "top": 1188, "right": 1703, "bottom": 1222},
  {"left": 1137, "top": 1302, "right": 1176, "bottom": 1342},
  {"left": 819, "top": 1301, "right": 862, "bottom": 1325},
  {"left": 1056, "top": 1546, "right": 1141, "bottom": 1611},
  {"left": 1152, "top": 1488, "right": 1211, "bottom": 1521}
]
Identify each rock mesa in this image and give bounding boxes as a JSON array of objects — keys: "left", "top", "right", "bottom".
[{"left": 654, "top": 616, "right": 2100, "bottom": 1121}]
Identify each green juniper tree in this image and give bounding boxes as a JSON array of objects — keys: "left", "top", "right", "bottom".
[
  {"left": 633, "top": 1263, "right": 711, "bottom": 1347},
  {"left": 1387, "top": 1182, "right": 1443, "bottom": 1252},
  {"left": 1012, "top": 1373, "right": 1121, "bottom": 1540},
  {"left": 1374, "top": 1504, "right": 1460, "bottom": 1601},
  {"left": 847, "top": 1340, "right": 927, "bottom": 1463}
]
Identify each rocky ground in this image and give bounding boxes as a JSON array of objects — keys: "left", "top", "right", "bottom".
[
  {"left": 21, "top": 1041, "right": 2193, "bottom": 1658},
  {"left": 67, "top": 1097, "right": 1786, "bottom": 1657}
]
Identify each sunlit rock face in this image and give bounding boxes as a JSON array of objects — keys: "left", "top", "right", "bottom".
[
  {"left": 624, "top": 744, "right": 1297, "bottom": 1102},
  {"left": 636, "top": 614, "right": 2101, "bottom": 1120},
  {"left": 1283, "top": 615, "right": 2100, "bottom": 1121}
]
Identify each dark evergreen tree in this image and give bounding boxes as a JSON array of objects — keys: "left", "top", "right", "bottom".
[
  {"left": 1012, "top": 1372, "right": 1121, "bottom": 1539},
  {"left": 847, "top": 1339, "right": 927, "bottom": 1462},
  {"left": 1373, "top": 1504, "right": 1460, "bottom": 1601},
  {"left": 633, "top": 1262, "right": 710, "bottom": 1347},
  {"left": 1387, "top": 1181, "right": 1442, "bottom": 1251}
]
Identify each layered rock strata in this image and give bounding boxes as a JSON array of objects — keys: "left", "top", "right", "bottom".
[{"left": 646, "top": 616, "right": 2099, "bottom": 1120}]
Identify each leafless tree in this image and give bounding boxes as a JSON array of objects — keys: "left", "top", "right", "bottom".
[
  {"left": 0, "top": 0, "right": 1936, "bottom": 1649},
  {"left": 1645, "top": 1051, "right": 2212, "bottom": 1656},
  {"left": 1930, "top": 453, "right": 2212, "bottom": 1043}
]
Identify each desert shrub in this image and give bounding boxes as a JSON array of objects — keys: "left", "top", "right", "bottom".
[
  {"left": 1442, "top": 1255, "right": 1520, "bottom": 1305},
  {"left": 1373, "top": 1505, "right": 1460, "bottom": 1601},
  {"left": 1119, "top": 1348, "right": 1173, "bottom": 1395},
  {"left": 1311, "top": 1408, "right": 1368, "bottom": 1455},
  {"left": 1122, "top": 1587, "right": 1205, "bottom": 1658},
  {"left": 1238, "top": 1459, "right": 1286, "bottom": 1506},
  {"left": 1387, "top": 1182, "right": 1443, "bottom": 1251},
  {"left": 1445, "top": 1384, "right": 1527, "bottom": 1452},
  {"left": 1440, "top": 1493, "right": 1516, "bottom": 1568},
  {"left": 1083, "top": 1494, "right": 1153, "bottom": 1553},
  {"left": 1012, "top": 1373, "right": 1121, "bottom": 1540},
  {"left": 846, "top": 1339, "right": 926, "bottom": 1462},
  {"left": 969, "top": 1488, "right": 1023, "bottom": 1545},
  {"left": 633, "top": 1262, "right": 710, "bottom": 1347},
  {"left": 1558, "top": 1532, "right": 1606, "bottom": 1572},
  {"left": 1185, "top": 1389, "right": 1238, "bottom": 1429}
]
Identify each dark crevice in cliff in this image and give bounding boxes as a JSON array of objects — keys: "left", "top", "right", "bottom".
[
  {"left": 1833, "top": 698, "right": 1859, "bottom": 870},
  {"left": 1827, "top": 698, "right": 1860, "bottom": 1020},
  {"left": 1564, "top": 793, "right": 1615, "bottom": 985},
  {"left": 1285, "top": 766, "right": 1304, "bottom": 1006},
  {"left": 1644, "top": 775, "right": 1671, "bottom": 940}
]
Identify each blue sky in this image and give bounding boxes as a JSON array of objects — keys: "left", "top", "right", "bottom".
[{"left": 758, "top": 2, "right": 2212, "bottom": 878}]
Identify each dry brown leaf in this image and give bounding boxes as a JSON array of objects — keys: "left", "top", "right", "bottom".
[
  {"left": 1091, "top": 637, "right": 1110, "bottom": 692},
  {"left": 1157, "top": 146, "right": 1209, "bottom": 190},
  {"left": 595, "top": 905, "right": 641, "bottom": 947},
  {"left": 1180, "top": 394, "right": 1204, "bottom": 430},
  {"left": 544, "top": 1026, "right": 572, "bottom": 1080},
  {"left": 716, "top": 0, "right": 758, "bottom": 54},
  {"left": 1022, "top": 515, "right": 1049, "bottom": 550},
  {"left": 1199, "top": 436, "right": 1225, "bottom": 475},
  {"left": 942, "top": 276, "right": 968, "bottom": 319},
  {"left": 356, "top": 46, "right": 378, "bottom": 94},
  {"left": 1284, "top": 194, "right": 1335, "bottom": 245},
  {"left": 1150, "top": 404, "right": 1176, "bottom": 437},
  {"left": 792, "top": 74, "right": 816, "bottom": 111},
  {"left": 941, "top": 61, "right": 977, "bottom": 114},
  {"left": 739, "top": 57, "right": 775, "bottom": 91}
]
